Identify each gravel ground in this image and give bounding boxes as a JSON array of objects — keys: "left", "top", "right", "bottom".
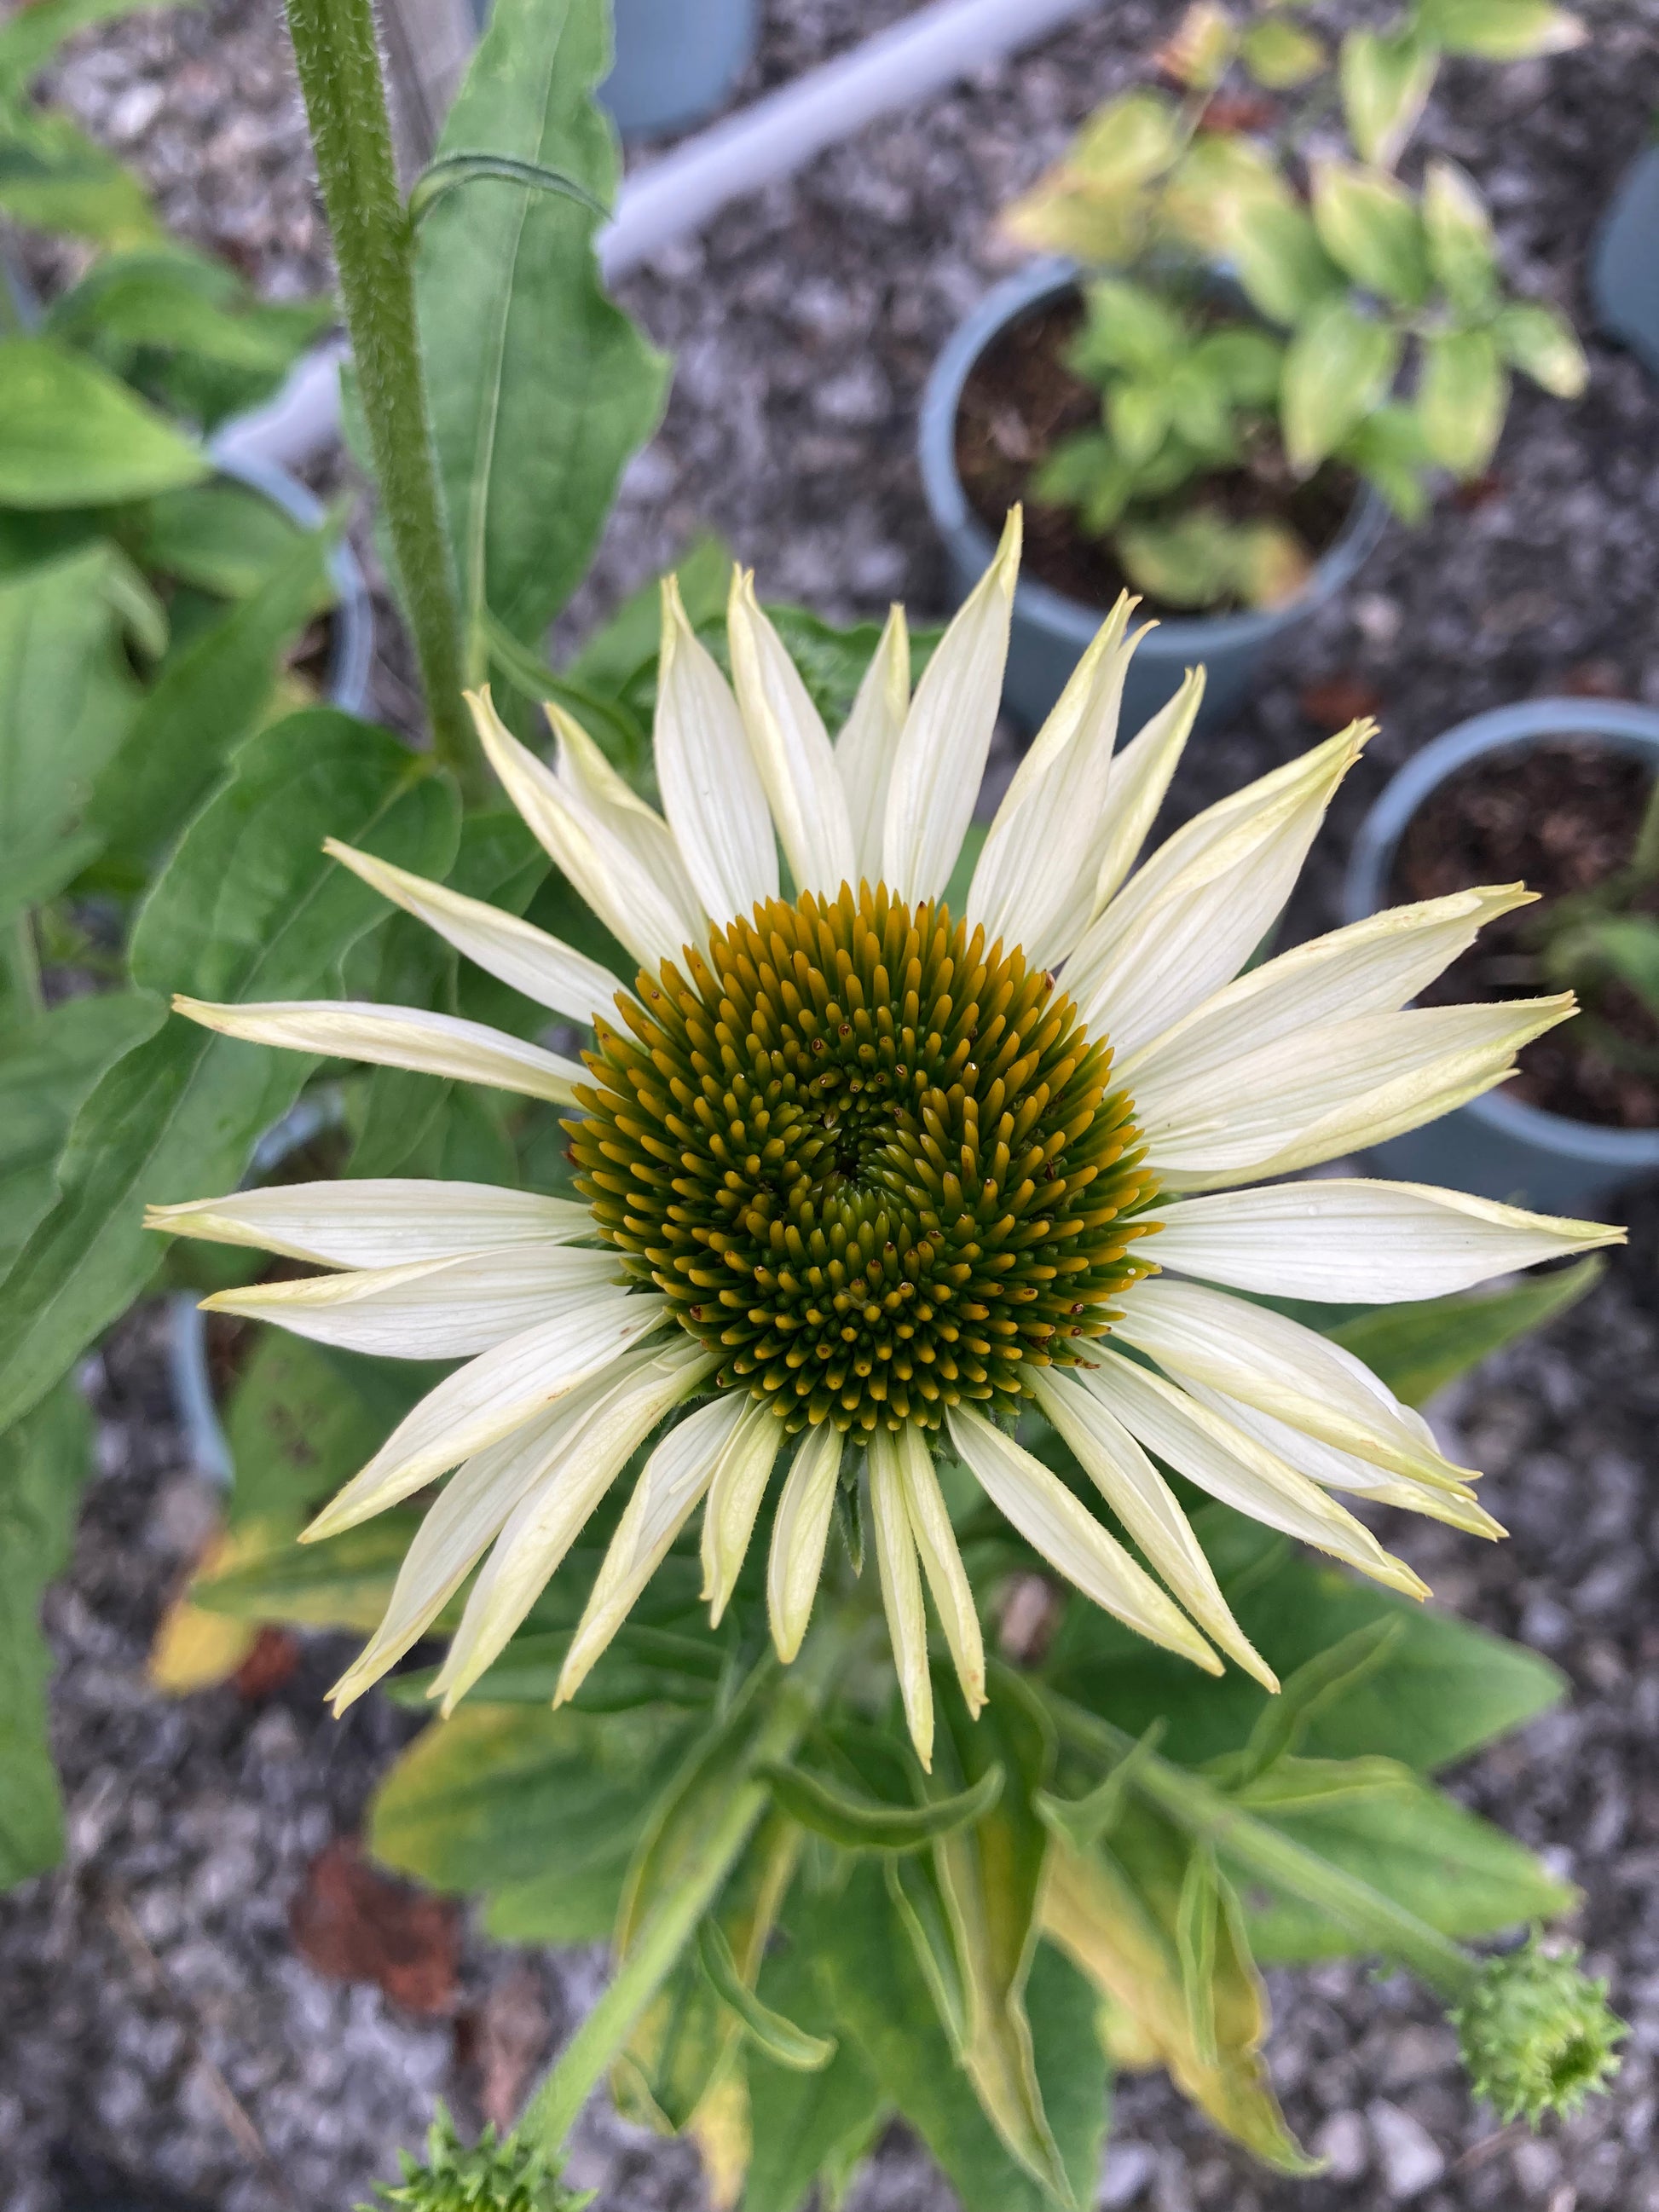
[{"left": 5, "top": 3, "right": 1659, "bottom": 2209}]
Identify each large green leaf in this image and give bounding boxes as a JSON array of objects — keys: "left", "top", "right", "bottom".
[
  {"left": 746, "top": 1932, "right": 889, "bottom": 2212},
  {"left": 0, "top": 1377, "right": 90, "bottom": 1890},
  {"left": 1280, "top": 300, "right": 1400, "bottom": 473},
  {"left": 88, "top": 524, "right": 335, "bottom": 879},
  {"left": 0, "top": 712, "right": 458, "bottom": 1435},
  {"left": 1326, "top": 1258, "right": 1602, "bottom": 1406},
  {"left": 0, "top": 542, "right": 145, "bottom": 915},
  {"left": 417, "top": 0, "right": 668, "bottom": 661},
  {"left": 0, "top": 106, "right": 159, "bottom": 246},
  {"left": 219, "top": 1336, "right": 441, "bottom": 1533},
  {"left": 0, "top": 338, "right": 207, "bottom": 508},
  {"left": 0, "top": 993, "right": 164, "bottom": 1272},
  {"left": 130, "top": 481, "right": 310, "bottom": 600}
]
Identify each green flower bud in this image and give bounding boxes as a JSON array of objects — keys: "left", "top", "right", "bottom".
[
  {"left": 361, "top": 2107, "right": 590, "bottom": 2212},
  {"left": 1452, "top": 1934, "right": 1625, "bottom": 2124}
]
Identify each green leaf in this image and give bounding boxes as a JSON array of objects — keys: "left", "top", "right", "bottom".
[
  {"left": 46, "top": 248, "right": 330, "bottom": 375},
  {"left": 1192, "top": 325, "right": 1282, "bottom": 406},
  {"left": 87, "top": 524, "right": 335, "bottom": 879},
  {"left": 408, "top": 148, "right": 607, "bottom": 228},
  {"left": 0, "top": 338, "right": 207, "bottom": 508},
  {"left": 1339, "top": 398, "right": 1433, "bottom": 520},
  {"left": 1339, "top": 27, "right": 1436, "bottom": 170},
  {"left": 745, "top": 1935, "right": 888, "bottom": 2212},
  {"left": 1234, "top": 1761, "right": 1574, "bottom": 1961},
  {"left": 564, "top": 532, "right": 731, "bottom": 704},
  {"left": 1228, "top": 199, "right": 1347, "bottom": 326},
  {"left": 191, "top": 1510, "right": 431, "bottom": 1628},
  {"left": 0, "top": 711, "right": 458, "bottom": 1436},
  {"left": 697, "top": 1918, "right": 837, "bottom": 2071},
  {"left": 0, "top": 1377, "right": 91, "bottom": 1890},
  {"left": 1239, "top": 16, "right": 1326, "bottom": 86},
  {"left": 1415, "top": 0, "right": 1586, "bottom": 60},
  {"left": 0, "top": 994, "right": 164, "bottom": 1273},
  {"left": 1309, "top": 158, "right": 1429, "bottom": 305},
  {"left": 762, "top": 1758, "right": 1004, "bottom": 1852},
  {"left": 0, "top": 542, "right": 144, "bottom": 915},
  {"left": 1071, "top": 277, "right": 1186, "bottom": 378},
  {"left": 1575, "top": 915, "right": 1659, "bottom": 1014},
  {"left": 0, "top": 0, "right": 187, "bottom": 84},
  {"left": 1493, "top": 298, "right": 1589, "bottom": 398},
  {"left": 1035, "top": 1719, "right": 1168, "bottom": 1852},
  {"left": 1281, "top": 298, "right": 1400, "bottom": 471},
  {"left": 1418, "top": 326, "right": 1508, "bottom": 474},
  {"left": 220, "top": 1336, "right": 439, "bottom": 1532},
  {"left": 1229, "top": 1619, "right": 1405, "bottom": 1787},
  {"left": 130, "top": 481, "right": 310, "bottom": 600},
  {"left": 418, "top": 0, "right": 668, "bottom": 659},
  {"left": 1327, "top": 1258, "right": 1602, "bottom": 1406},
  {"left": 0, "top": 105, "right": 159, "bottom": 245},
  {"left": 1420, "top": 159, "right": 1500, "bottom": 315},
  {"left": 1067, "top": 90, "right": 1185, "bottom": 193},
  {"left": 1106, "top": 378, "right": 1171, "bottom": 467}
]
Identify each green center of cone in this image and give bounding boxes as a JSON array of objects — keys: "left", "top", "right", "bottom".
[{"left": 569, "top": 884, "right": 1158, "bottom": 1432}]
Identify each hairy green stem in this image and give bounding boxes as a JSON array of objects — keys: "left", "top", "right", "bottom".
[
  {"left": 1049, "top": 1695, "right": 1477, "bottom": 2002},
  {"left": 281, "top": 0, "right": 474, "bottom": 786},
  {"left": 517, "top": 1626, "right": 850, "bottom": 2156}
]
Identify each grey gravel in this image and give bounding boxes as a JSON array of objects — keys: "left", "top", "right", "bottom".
[{"left": 5, "top": 2, "right": 1659, "bottom": 2209}]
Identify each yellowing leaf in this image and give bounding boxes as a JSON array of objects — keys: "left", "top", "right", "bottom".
[{"left": 1240, "top": 16, "right": 1327, "bottom": 88}]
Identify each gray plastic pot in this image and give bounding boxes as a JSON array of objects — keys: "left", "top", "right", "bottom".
[
  {"left": 918, "top": 257, "right": 1388, "bottom": 736},
  {"left": 211, "top": 448, "right": 375, "bottom": 717},
  {"left": 599, "top": 0, "right": 758, "bottom": 138},
  {"left": 1591, "top": 140, "right": 1659, "bottom": 379},
  {"left": 1342, "top": 697, "right": 1659, "bottom": 1216}
]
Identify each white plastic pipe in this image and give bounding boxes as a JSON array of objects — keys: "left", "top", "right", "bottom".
[{"left": 220, "top": 0, "right": 1100, "bottom": 467}]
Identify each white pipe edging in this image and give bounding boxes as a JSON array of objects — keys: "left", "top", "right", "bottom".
[{"left": 219, "top": 0, "right": 1099, "bottom": 467}]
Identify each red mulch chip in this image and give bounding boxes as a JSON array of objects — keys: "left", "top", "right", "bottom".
[{"left": 289, "top": 1838, "right": 461, "bottom": 2015}]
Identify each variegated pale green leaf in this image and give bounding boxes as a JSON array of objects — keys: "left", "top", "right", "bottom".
[
  {"left": 1418, "top": 326, "right": 1508, "bottom": 474},
  {"left": 1280, "top": 299, "right": 1400, "bottom": 471},
  {"left": 1338, "top": 26, "right": 1436, "bottom": 170}
]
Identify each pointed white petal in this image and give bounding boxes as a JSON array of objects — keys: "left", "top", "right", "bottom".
[
  {"left": 201, "top": 1245, "right": 624, "bottom": 1360},
  {"left": 728, "top": 570, "right": 858, "bottom": 898},
  {"left": 1077, "top": 1354, "right": 1426, "bottom": 1598},
  {"left": 171, "top": 995, "right": 583, "bottom": 1103},
  {"left": 895, "top": 1424, "right": 984, "bottom": 1715},
  {"left": 1066, "top": 725, "right": 1369, "bottom": 1057},
  {"left": 654, "top": 575, "right": 779, "bottom": 921},
  {"left": 835, "top": 605, "right": 910, "bottom": 888},
  {"left": 302, "top": 1291, "right": 674, "bottom": 1538},
  {"left": 547, "top": 704, "right": 706, "bottom": 934},
  {"left": 143, "top": 1179, "right": 592, "bottom": 1268},
  {"left": 701, "top": 1395, "right": 787, "bottom": 1626},
  {"left": 1119, "top": 884, "right": 1536, "bottom": 1094},
  {"left": 431, "top": 1337, "right": 718, "bottom": 1709},
  {"left": 1146, "top": 1179, "right": 1624, "bottom": 1301},
  {"left": 968, "top": 597, "right": 1139, "bottom": 968},
  {"left": 467, "top": 687, "right": 698, "bottom": 973},
  {"left": 1140, "top": 997, "right": 1575, "bottom": 1191},
  {"left": 945, "top": 1402, "right": 1220, "bottom": 1672},
  {"left": 869, "top": 1428, "right": 933, "bottom": 1769},
  {"left": 327, "top": 1395, "right": 581, "bottom": 1712},
  {"left": 322, "top": 839, "right": 625, "bottom": 1026},
  {"left": 766, "top": 1424, "right": 843, "bottom": 1662},
  {"left": 558, "top": 1391, "right": 743, "bottom": 1705},
  {"left": 1084, "top": 667, "right": 1205, "bottom": 918},
  {"left": 1109, "top": 1274, "right": 1475, "bottom": 1491},
  {"left": 882, "top": 510, "right": 1021, "bottom": 905},
  {"left": 1030, "top": 1368, "right": 1275, "bottom": 1689}
]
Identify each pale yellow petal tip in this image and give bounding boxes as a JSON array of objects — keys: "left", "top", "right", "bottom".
[
  {"left": 993, "top": 504, "right": 1024, "bottom": 576},
  {"left": 142, "top": 1202, "right": 189, "bottom": 1235}
]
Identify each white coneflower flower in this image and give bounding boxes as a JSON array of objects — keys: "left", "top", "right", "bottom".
[{"left": 147, "top": 513, "right": 1620, "bottom": 1767}]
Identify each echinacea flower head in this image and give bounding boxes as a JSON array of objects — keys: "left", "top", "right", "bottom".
[{"left": 148, "top": 512, "right": 1621, "bottom": 1767}]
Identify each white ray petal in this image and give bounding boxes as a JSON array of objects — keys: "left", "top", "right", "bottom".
[
  {"left": 322, "top": 838, "right": 625, "bottom": 1027},
  {"left": 1145, "top": 1179, "right": 1623, "bottom": 1301},
  {"left": 558, "top": 1389, "right": 743, "bottom": 1706},
  {"left": 869, "top": 1428, "right": 933, "bottom": 1769},
  {"left": 968, "top": 595, "right": 1139, "bottom": 967},
  {"left": 171, "top": 995, "right": 584, "bottom": 1103},
  {"left": 882, "top": 509, "right": 1021, "bottom": 905},
  {"left": 143, "top": 1180, "right": 592, "bottom": 1268},
  {"left": 835, "top": 605, "right": 910, "bottom": 888},
  {"left": 1077, "top": 1354, "right": 1426, "bottom": 1598},
  {"left": 1139, "top": 997, "right": 1575, "bottom": 1191},
  {"left": 201, "top": 1245, "right": 624, "bottom": 1359},
  {"left": 701, "top": 1395, "right": 787, "bottom": 1626},
  {"left": 1109, "top": 1273, "right": 1475, "bottom": 1491},
  {"left": 728, "top": 570, "right": 858, "bottom": 898},
  {"left": 1066, "top": 724, "right": 1369, "bottom": 1056},
  {"left": 326, "top": 1394, "right": 592, "bottom": 1712},
  {"left": 431, "top": 1337, "right": 719, "bottom": 1709},
  {"left": 655, "top": 574, "right": 779, "bottom": 920},
  {"left": 302, "top": 1291, "right": 674, "bottom": 1538},
  {"left": 894, "top": 1424, "right": 984, "bottom": 1715},
  {"left": 1030, "top": 1368, "right": 1275, "bottom": 1689},
  {"left": 1118, "top": 884, "right": 1536, "bottom": 1093},
  {"left": 546, "top": 704, "right": 706, "bottom": 933},
  {"left": 767, "top": 1424, "right": 844, "bottom": 1663},
  {"left": 1180, "top": 1381, "right": 1505, "bottom": 1539},
  {"left": 945, "top": 1402, "right": 1221, "bottom": 1672},
  {"left": 467, "top": 687, "right": 698, "bottom": 973}
]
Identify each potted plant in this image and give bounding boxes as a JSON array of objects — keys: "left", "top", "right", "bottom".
[
  {"left": 921, "top": 0, "right": 1591, "bottom": 733},
  {"left": 1343, "top": 696, "right": 1659, "bottom": 1215}
]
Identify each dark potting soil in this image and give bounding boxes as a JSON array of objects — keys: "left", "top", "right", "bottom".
[
  {"left": 1391, "top": 738, "right": 1659, "bottom": 1129},
  {"left": 952, "top": 288, "right": 1355, "bottom": 620}
]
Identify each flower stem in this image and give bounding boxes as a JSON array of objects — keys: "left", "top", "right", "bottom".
[{"left": 281, "top": 0, "right": 473, "bottom": 785}]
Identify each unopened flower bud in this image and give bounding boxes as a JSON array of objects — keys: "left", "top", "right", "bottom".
[
  {"left": 1452, "top": 1934, "right": 1625, "bottom": 2124},
  {"left": 361, "top": 2108, "right": 588, "bottom": 2212}
]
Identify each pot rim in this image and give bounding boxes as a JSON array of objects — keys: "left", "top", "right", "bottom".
[
  {"left": 1342, "top": 696, "right": 1659, "bottom": 1167},
  {"left": 212, "top": 448, "right": 375, "bottom": 717},
  {"left": 917, "top": 255, "right": 1389, "bottom": 652}
]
